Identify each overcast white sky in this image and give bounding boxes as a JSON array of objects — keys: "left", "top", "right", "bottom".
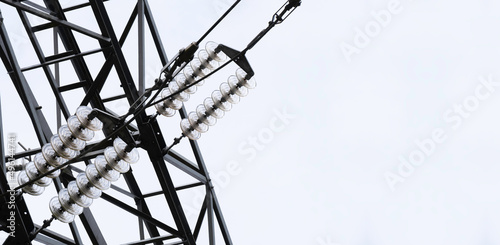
[{"left": 2, "top": 0, "right": 500, "bottom": 244}]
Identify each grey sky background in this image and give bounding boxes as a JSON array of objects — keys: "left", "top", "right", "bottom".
[{"left": 2, "top": 0, "right": 500, "bottom": 244}]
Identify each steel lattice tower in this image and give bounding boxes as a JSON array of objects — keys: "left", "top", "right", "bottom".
[{"left": 0, "top": 0, "right": 300, "bottom": 244}]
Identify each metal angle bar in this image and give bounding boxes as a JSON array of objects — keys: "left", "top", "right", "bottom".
[
  {"left": 121, "top": 235, "right": 178, "bottom": 245},
  {"left": 207, "top": 186, "right": 215, "bottom": 245},
  {"left": 54, "top": 28, "right": 61, "bottom": 129},
  {"left": 45, "top": 50, "right": 74, "bottom": 62},
  {"left": 144, "top": 0, "right": 168, "bottom": 65},
  {"left": 58, "top": 82, "right": 87, "bottom": 92},
  {"left": 138, "top": 198, "right": 144, "bottom": 240},
  {"left": 161, "top": 241, "right": 185, "bottom": 245},
  {"left": 31, "top": 22, "right": 58, "bottom": 32},
  {"left": 175, "top": 182, "right": 204, "bottom": 191},
  {"left": 21, "top": 0, "right": 53, "bottom": 13},
  {"left": 193, "top": 197, "right": 208, "bottom": 240},
  {"left": 34, "top": 233, "right": 72, "bottom": 245},
  {"left": 139, "top": 218, "right": 145, "bottom": 241},
  {"left": 109, "top": 183, "right": 138, "bottom": 199},
  {"left": 142, "top": 182, "right": 204, "bottom": 199},
  {"left": 138, "top": 0, "right": 145, "bottom": 95},
  {"left": 34, "top": 225, "right": 76, "bottom": 245},
  {"left": 61, "top": 0, "right": 110, "bottom": 13},
  {"left": 163, "top": 153, "right": 207, "bottom": 184},
  {"left": 99, "top": 192, "right": 179, "bottom": 236},
  {"left": 101, "top": 94, "right": 127, "bottom": 103},
  {"left": 0, "top": 0, "right": 111, "bottom": 42},
  {"left": 20, "top": 47, "right": 107, "bottom": 72},
  {"left": 211, "top": 189, "right": 233, "bottom": 245},
  {"left": 166, "top": 150, "right": 200, "bottom": 171},
  {"left": 78, "top": 208, "right": 106, "bottom": 245}
]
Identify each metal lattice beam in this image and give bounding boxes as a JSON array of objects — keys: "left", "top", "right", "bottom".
[{"left": 0, "top": 0, "right": 236, "bottom": 244}]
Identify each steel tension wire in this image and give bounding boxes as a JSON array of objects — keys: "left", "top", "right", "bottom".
[{"left": 196, "top": 0, "right": 241, "bottom": 45}]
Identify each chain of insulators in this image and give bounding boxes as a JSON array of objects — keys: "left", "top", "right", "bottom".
[
  {"left": 17, "top": 106, "right": 103, "bottom": 196},
  {"left": 49, "top": 137, "right": 139, "bottom": 223},
  {"left": 155, "top": 41, "right": 227, "bottom": 117},
  {"left": 180, "top": 68, "right": 256, "bottom": 140}
]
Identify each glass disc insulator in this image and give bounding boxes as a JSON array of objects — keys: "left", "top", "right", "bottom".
[
  {"left": 76, "top": 173, "right": 102, "bottom": 199},
  {"left": 51, "top": 135, "right": 79, "bottom": 159},
  {"left": 206, "top": 41, "right": 227, "bottom": 62},
  {"left": 235, "top": 68, "right": 257, "bottom": 89},
  {"left": 176, "top": 75, "right": 197, "bottom": 94},
  {"left": 49, "top": 196, "right": 75, "bottom": 223},
  {"left": 188, "top": 112, "right": 209, "bottom": 133},
  {"left": 85, "top": 164, "right": 111, "bottom": 191},
  {"left": 196, "top": 104, "right": 217, "bottom": 126},
  {"left": 42, "top": 143, "right": 67, "bottom": 168},
  {"left": 58, "top": 125, "right": 86, "bottom": 151},
  {"left": 155, "top": 99, "right": 176, "bottom": 117},
  {"left": 113, "top": 137, "right": 139, "bottom": 164},
  {"left": 183, "top": 66, "right": 204, "bottom": 86},
  {"left": 190, "top": 58, "right": 209, "bottom": 77},
  {"left": 17, "top": 171, "right": 44, "bottom": 196},
  {"left": 67, "top": 115, "right": 95, "bottom": 141},
  {"left": 203, "top": 98, "right": 224, "bottom": 119},
  {"left": 75, "top": 106, "right": 103, "bottom": 131},
  {"left": 104, "top": 147, "right": 130, "bottom": 173},
  {"left": 160, "top": 89, "right": 182, "bottom": 110},
  {"left": 25, "top": 162, "right": 51, "bottom": 187},
  {"left": 67, "top": 180, "right": 93, "bottom": 208},
  {"left": 180, "top": 119, "right": 201, "bottom": 141},
  {"left": 168, "top": 82, "right": 190, "bottom": 102},
  {"left": 228, "top": 75, "right": 249, "bottom": 97},
  {"left": 34, "top": 153, "right": 60, "bottom": 178},
  {"left": 198, "top": 49, "right": 220, "bottom": 71},
  {"left": 211, "top": 90, "right": 232, "bottom": 111},
  {"left": 95, "top": 155, "right": 120, "bottom": 182},
  {"left": 59, "top": 189, "right": 84, "bottom": 215},
  {"left": 219, "top": 82, "right": 240, "bottom": 104}
]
